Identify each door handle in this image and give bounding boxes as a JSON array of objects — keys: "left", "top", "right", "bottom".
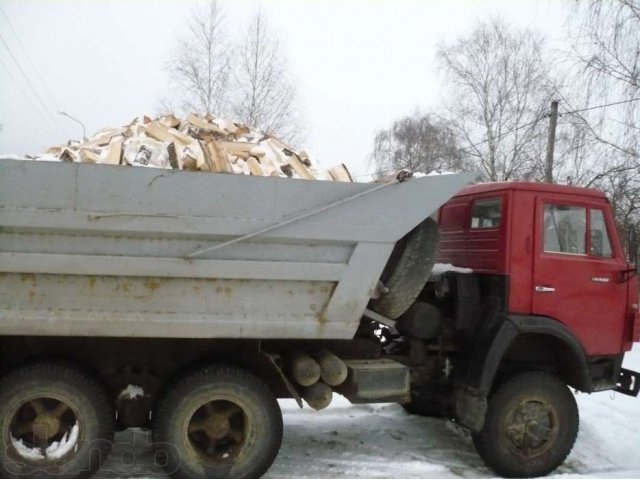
[{"left": 535, "top": 286, "right": 556, "bottom": 293}]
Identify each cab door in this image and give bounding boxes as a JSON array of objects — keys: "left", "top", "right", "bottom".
[{"left": 531, "top": 197, "right": 628, "bottom": 355}]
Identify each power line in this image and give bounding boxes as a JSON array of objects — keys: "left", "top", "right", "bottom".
[
  {"left": 0, "top": 33, "right": 65, "bottom": 136},
  {"left": 0, "top": 5, "right": 62, "bottom": 112},
  {"left": 455, "top": 116, "right": 544, "bottom": 155},
  {"left": 562, "top": 97, "right": 640, "bottom": 115},
  {"left": 0, "top": 55, "right": 60, "bottom": 135}
]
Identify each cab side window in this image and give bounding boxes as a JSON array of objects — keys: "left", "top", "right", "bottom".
[
  {"left": 589, "top": 209, "right": 613, "bottom": 257},
  {"left": 543, "top": 204, "right": 586, "bottom": 254},
  {"left": 470, "top": 198, "right": 502, "bottom": 229}
]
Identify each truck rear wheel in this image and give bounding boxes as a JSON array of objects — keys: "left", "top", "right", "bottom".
[
  {"left": 0, "top": 361, "right": 114, "bottom": 478},
  {"left": 472, "top": 372, "right": 578, "bottom": 478},
  {"left": 152, "top": 364, "right": 283, "bottom": 479},
  {"left": 370, "top": 217, "right": 440, "bottom": 319}
]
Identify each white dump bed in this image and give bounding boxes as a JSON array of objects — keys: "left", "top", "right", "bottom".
[{"left": 0, "top": 159, "right": 473, "bottom": 339}]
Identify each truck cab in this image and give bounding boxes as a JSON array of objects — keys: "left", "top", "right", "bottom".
[
  {"left": 437, "top": 182, "right": 640, "bottom": 356},
  {"left": 407, "top": 181, "right": 640, "bottom": 477}
]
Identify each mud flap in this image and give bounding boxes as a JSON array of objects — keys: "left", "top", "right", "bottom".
[{"left": 454, "top": 385, "right": 488, "bottom": 433}]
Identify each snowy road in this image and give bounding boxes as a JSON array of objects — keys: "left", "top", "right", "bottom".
[{"left": 94, "top": 348, "right": 640, "bottom": 478}]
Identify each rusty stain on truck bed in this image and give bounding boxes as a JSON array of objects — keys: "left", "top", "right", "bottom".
[
  {"left": 0, "top": 272, "right": 342, "bottom": 339},
  {"left": 143, "top": 278, "right": 163, "bottom": 291}
]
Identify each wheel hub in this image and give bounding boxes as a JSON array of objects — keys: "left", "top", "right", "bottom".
[
  {"left": 505, "top": 400, "right": 557, "bottom": 457},
  {"left": 187, "top": 400, "right": 247, "bottom": 462},
  {"left": 9, "top": 397, "right": 78, "bottom": 460},
  {"left": 32, "top": 413, "right": 62, "bottom": 440},
  {"left": 203, "top": 413, "right": 230, "bottom": 440}
]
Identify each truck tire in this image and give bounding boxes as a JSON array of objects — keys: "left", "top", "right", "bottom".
[
  {"left": 370, "top": 217, "right": 440, "bottom": 320},
  {"left": 152, "top": 364, "right": 283, "bottom": 479},
  {"left": 0, "top": 360, "right": 114, "bottom": 478},
  {"left": 472, "top": 372, "right": 578, "bottom": 478}
]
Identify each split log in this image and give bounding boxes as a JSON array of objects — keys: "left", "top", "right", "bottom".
[
  {"left": 103, "top": 137, "right": 123, "bottom": 165},
  {"left": 185, "top": 113, "right": 227, "bottom": 135},
  {"left": 259, "top": 140, "right": 287, "bottom": 176},
  {"left": 59, "top": 149, "right": 77, "bottom": 163},
  {"left": 144, "top": 121, "right": 192, "bottom": 147},
  {"left": 218, "top": 141, "right": 255, "bottom": 159},
  {"left": 144, "top": 121, "right": 172, "bottom": 142},
  {"left": 167, "top": 142, "right": 178, "bottom": 170},
  {"left": 248, "top": 145, "right": 266, "bottom": 158},
  {"left": 265, "top": 137, "right": 314, "bottom": 180},
  {"left": 246, "top": 157, "right": 264, "bottom": 176},
  {"left": 233, "top": 122, "right": 250, "bottom": 137},
  {"left": 184, "top": 141, "right": 206, "bottom": 170},
  {"left": 134, "top": 145, "right": 152, "bottom": 166},
  {"left": 297, "top": 150, "right": 313, "bottom": 167},
  {"left": 308, "top": 167, "right": 334, "bottom": 181},
  {"left": 170, "top": 129, "right": 195, "bottom": 146},
  {"left": 328, "top": 164, "right": 353, "bottom": 182},
  {"left": 79, "top": 148, "right": 100, "bottom": 164},
  {"left": 202, "top": 140, "right": 233, "bottom": 173},
  {"left": 287, "top": 154, "right": 315, "bottom": 180},
  {"left": 182, "top": 154, "right": 198, "bottom": 171},
  {"left": 159, "top": 114, "right": 181, "bottom": 129},
  {"left": 83, "top": 128, "right": 125, "bottom": 148}
]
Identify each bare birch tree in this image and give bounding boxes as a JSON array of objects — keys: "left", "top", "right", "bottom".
[
  {"left": 564, "top": 0, "right": 640, "bottom": 256},
  {"left": 232, "top": 9, "right": 304, "bottom": 144},
  {"left": 166, "top": 0, "right": 231, "bottom": 116},
  {"left": 370, "top": 112, "right": 467, "bottom": 177},
  {"left": 436, "top": 18, "right": 554, "bottom": 181}
]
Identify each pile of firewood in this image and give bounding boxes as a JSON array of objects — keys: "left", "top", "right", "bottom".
[{"left": 29, "top": 113, "right": 352, "bottom": 182}]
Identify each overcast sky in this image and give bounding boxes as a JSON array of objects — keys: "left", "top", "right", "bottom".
[{"left": 0, "top": 0, "right": 568, "bottom": 178}]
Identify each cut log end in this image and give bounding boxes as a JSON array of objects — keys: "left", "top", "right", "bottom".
[{"left": 302, "top": 381, "right": 333, "bottom": 410}]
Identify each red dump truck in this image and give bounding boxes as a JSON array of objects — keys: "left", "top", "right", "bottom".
[{"left": 0, "top": 159, "right": 638, "bottom": 478}]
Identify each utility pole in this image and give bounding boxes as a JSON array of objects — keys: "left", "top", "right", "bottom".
[{"left": 544, "top": 100, "right": 559, "bottom": 183}]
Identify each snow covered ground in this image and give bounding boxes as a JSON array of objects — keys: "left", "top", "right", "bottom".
[{"left": 94, "top": 348, "right": 640, "bottom": 478}]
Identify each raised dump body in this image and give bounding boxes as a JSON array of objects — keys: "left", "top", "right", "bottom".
[{"left": 0, "top": 159, "right": 473, "bottom": 340}]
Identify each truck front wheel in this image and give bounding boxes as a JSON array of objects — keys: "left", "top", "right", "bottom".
[
  {"left": 0, "top": 361, "right": 114, "bottom": 478},
  {"left": 472, "top": 371, "right": 578, "bottom": 478},
  {"left": 152, "top": 364, "right": 283, "bottom": 479}
]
